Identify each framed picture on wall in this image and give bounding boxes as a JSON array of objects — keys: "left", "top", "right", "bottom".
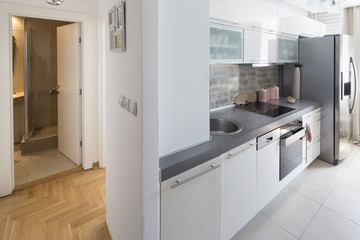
[
  {"left": 108, "top": 1, "right": 126, "bottom": 52},
  {"left": 108, "top": 6, "right": 116, "bottom": 31}
]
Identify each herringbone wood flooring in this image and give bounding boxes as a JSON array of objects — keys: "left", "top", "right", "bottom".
[{"left": 0, "top": 167, "right": 111, "bottom": 240}]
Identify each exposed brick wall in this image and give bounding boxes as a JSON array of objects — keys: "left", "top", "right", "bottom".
[
  {"left": 308, "top": 11, "right": 343, "bottom": 35},
  {"left": 210, "top": 65, "right": 278, "bottom": 109}
]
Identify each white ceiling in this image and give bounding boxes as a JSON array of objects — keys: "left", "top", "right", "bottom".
[{"left": 282, "top": 0, "right": 360, "bottom": 13}]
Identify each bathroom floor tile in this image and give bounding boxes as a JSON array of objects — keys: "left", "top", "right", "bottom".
[
  {"left": 300, "top": 207, "right": 360, "bottom": 240},
  {"left": 14, "top": 148, "right": 78, "bottom": 186},
  {"left": 231, "top": 213, "right": 296, "bottom": 240},
  {"left": 14, "top": 174, "right": 27, "bottom": 186},
  {"left": 262, "top": 187, "right": 321, "bottom": 238},
  {"left": 324, "top": 182, "right": 360, "bottom": 225}
]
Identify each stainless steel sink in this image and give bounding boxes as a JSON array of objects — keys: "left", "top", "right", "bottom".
[{"left": 210, "top": 117, "right": 242, "bottom": 135}]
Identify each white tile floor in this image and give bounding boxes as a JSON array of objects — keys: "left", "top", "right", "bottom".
[
  {"left": 14, "top": 145, "right": 79, "bottom": 186},
  {"left": 233, "top": 145, "right": 360, "bottom": 240}
]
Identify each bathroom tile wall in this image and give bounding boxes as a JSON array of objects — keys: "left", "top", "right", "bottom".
[
  {"left": 26, "top": 18, "right": 70, "bottom": 130},
  {"left": 210, "top": 65, "right": 278, "bottom": 109},
  {"left": 12, "top": 16, "right": 25, "bottom": 93}
]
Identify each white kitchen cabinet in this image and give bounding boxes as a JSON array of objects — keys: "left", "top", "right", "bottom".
[
  {"left": 279, "top": 16, "right": 326, "bottom": 38},
  {"left": 278, "top": 35, "right": 298, "bottom": 63},
  {"left": 303, "top": 108, "right": 321, "bottom": 166},
  {"left": 257, "top": 129, "right": 280, "bottom": 211},
  {"left": 210, "top": 23, "right": 244, "bottom": 64},
  {"left": 221, "top": 139, "right": 257, "bottom": 240},
  {"left": 244, "top": 29, "right": 277, "bottom": 63},
  {"left": 244, "top": 0, "right": 278, "bottom": 33},
  {"left": 210, "top": 0, "right": 245, "bottom": 26},
  {"left": 161, "top": 157, "right": 222, "bottom": 240}
]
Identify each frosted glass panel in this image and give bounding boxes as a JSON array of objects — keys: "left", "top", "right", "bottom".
[
  {"left": 278, "top": 36, "right": 298, "bottom": 63},
  {"left": 210, "top": 23, "right": 243, "bottom": 64}
]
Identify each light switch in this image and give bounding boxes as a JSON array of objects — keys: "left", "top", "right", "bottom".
[
  {"left": 123, "top": 97, "right": 130, "bottom": 110},
  {"left": 119, "top": 95, "right": 137, "bottom": 117},
  {"left": 129, "top": 100, "right": 137, "bottom": 116},
  {"left": 132, "top": 101, "right": 137, "bottom": 116},
  {"left": 119, "top": 95, "right": 125, "bottom": 106}
]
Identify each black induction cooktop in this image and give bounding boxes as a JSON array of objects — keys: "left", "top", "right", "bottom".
[{"left": 236, "top": 102, "right": 295, "bottom": 118}]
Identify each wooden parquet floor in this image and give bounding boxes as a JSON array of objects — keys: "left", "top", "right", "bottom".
[{"left": 0, "top": 167, "right": 111, "bottom": 240}]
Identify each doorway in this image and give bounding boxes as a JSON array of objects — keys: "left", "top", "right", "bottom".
[{"left": 12, "top": 16, "right": 82, "bottom": 186}]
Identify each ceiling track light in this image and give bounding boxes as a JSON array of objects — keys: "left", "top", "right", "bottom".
[{"left": 44, "top": 0, "right": 64, "bottom": 5}]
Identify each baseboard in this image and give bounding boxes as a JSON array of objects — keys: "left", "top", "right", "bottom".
[{"left": 105, "top": 221, "right": 113, "bottom": 240}]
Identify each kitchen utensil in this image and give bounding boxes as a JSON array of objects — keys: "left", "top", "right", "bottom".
[{"left": 234, "top": 92, "right": 256, "bottom": 105}]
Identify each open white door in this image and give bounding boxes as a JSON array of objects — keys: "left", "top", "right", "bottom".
[{"left": 57, "top": 23, "right": 82, "bottom": 166}]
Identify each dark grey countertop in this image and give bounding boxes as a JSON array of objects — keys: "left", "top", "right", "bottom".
[{"left": 159, "top": 97, "right": 321, "bottom": 182}]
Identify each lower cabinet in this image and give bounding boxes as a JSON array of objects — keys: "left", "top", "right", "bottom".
[
  {"left": 303, "top": 108, "right": 321, "bottom": 166},
  {"left": 256, "top": 132, "right": 280, "bottom": 211},
  {"left": 221, "top": 139, "right": 257, "bottom": 240},
  {"left": 160, "top": 157, "right": 222, "bottom": 240}
]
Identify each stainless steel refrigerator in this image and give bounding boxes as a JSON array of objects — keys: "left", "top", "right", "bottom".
[{"left": 299, "top": 34, "right": 357, "bottom": 165}]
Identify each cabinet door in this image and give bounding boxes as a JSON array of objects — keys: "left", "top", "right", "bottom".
[
  {"left": 210, "top": 0, "right": 245, "bottom": 25},
  {"left": 210, "top": 23, "right": 244, "bottom": 64},
  {"left": 244, "top": 29, "right": 277, "bottom": 63},
  {"left": 278, "top": 35, "right": 298, "bottom": 63},
  {"left": 222, "top": 139, "right": 257, "bottom": 240},
  {"left": 244, "top": 0, "right": 278, "bottom": 32},
  {"left": 257, "top": 140, "right": 280, "bottom": 211},
  {"left": 161, "top": 157, "right": 222, "bottom": 240}
]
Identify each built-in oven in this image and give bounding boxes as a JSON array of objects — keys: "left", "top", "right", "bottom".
[{"left": 280, "top": 119, "right": 305, "bottom": 181}]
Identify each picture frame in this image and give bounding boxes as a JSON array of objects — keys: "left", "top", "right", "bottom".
[{"left": 108, "top": 1, "right": 126, "bottom": 52}]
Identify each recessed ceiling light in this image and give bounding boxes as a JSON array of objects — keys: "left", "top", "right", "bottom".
[{"left": 44, "top": 0, "right": 64, "bottom": 5}]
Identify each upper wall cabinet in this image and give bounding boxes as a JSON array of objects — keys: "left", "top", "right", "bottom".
[
  {"left": 278, "top": 35, "right": 298, "bottom": 63},
  {"left": 279, "top": 16, "right": 326, "bottom": 37},
  {"left": 244, "top": 29, "right": 277, "bottom": 63},
  {"left": 210, "top": 0, "right": 326, "bottom": 38},
  {"left": 243, "top": 0, "right": 278, "bottom": 33},
  {"left": 210, "top": 23, "right": 244, "bottom": 64},
  {"left": 210, "top": 0, "right": 245, "bottom": 25}
]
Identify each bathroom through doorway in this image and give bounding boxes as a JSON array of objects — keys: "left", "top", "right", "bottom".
[{"left": 12, "top": 16, "right": 82, "bottom": 186}]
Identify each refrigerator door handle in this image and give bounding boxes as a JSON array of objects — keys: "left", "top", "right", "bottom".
[
  {"left": 341, "top": 72, "right": 344, "bottom": 101},
  {"left": 350, "top": 57, "right": 357, "bottom": 114}
]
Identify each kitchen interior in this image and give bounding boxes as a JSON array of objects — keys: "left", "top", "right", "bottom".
[
  {"left": 12, "top": 16, "right": 78, "bottom": 186},
  {"left": 160, "top": 0, "right": 360, "bottom": 239}
]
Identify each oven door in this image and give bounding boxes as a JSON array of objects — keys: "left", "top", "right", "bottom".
[{"left": 280, "top": 127, "right": 305, "bottom": 181}]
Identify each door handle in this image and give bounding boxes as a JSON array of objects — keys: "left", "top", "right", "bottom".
[
  {"left": 350, "top": 57, "right": 357, "bottom": 114},
  {"left": 341, "top": 72, "right": 344, "bottom": 101},
  {"left": 49, "top": 86, "right": 60, "bottom": 95},
  {"left": 226, "top": 143, "right": 256, "bottom": 159},
  {"left": 266, "top": 137, "right": 273, "bottom": 143},
  {"left": 171, "top": 164, "right": 221, "bottom": 189}
]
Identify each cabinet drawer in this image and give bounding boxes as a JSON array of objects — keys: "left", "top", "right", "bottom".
[
  {"left": 303, "top": 108, "right": 321, "bottom": 124},
  {"left": 307, "top": 139, "right": 320, "bottom": 164},
  {"left": 309, "top": 120, "right": 321, "bottom": 139}
]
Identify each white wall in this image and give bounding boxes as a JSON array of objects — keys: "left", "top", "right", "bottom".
[
  {"left": 0, "top": 2, "right": 99, "bottom": 196},
  {"left": 309, "top": 11, "right": 344, "bottom": 35},
  {"left": 0, "top": 0, "right": 100, "bottom": 14},
  {"left": 104, "top": 0, "right": 144, "bottom": 239},
  {"left": 143, "top": 0, "right": 160, "bottom": 238},
  {"left": 159, "top": 0, "right": 210, "bottom": 157}
]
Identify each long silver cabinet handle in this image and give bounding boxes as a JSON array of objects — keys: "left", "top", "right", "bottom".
[
  {"left": 171, "top": 164, "right": 221, "bottom": 189},
  {"left": 226, "top": 143, "right": 255, "bottom": 160}
]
